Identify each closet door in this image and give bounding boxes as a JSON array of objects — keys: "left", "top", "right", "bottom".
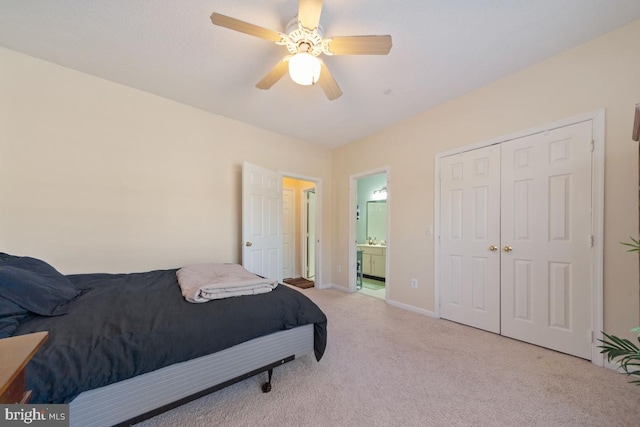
[
  {"left": 440, "top": 145, "right": 501, "bottom": 333},
  {"left": 500, "top": 121, "right": 593, "bottom": 359}
]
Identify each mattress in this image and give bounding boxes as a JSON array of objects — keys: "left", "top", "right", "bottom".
[{"left": 12, "top": 268, "right": 327, "bottom": 404}]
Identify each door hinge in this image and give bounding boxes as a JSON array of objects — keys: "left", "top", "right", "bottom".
[
  {"left": 590, "top": 139, "right": 595, "bottom": 152},
  {"left": 589, "top": 235, "right": 594, "bottom": 247},
  {"left": 589, "top": 330, "right": 594, "bottom": 343}
]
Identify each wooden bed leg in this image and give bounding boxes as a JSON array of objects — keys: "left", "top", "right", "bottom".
[{"left": 261, "top": 368, "right": 273, "bottom": 393}]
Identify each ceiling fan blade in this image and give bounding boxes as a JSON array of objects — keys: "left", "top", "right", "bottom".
[
  {"left": 256, "top": 59, "right": 290, "bottom": 90},
  {"left": 326, "top": 35, "right": 392, "bottom": 55},
  {"left": 317, "top": 62, "right": 342, "bottom": 101},
  {"left": 211, "top": 13, "right": 283, "bottom": 43},
  {"left": 298, "top": 0, "right": 323, "bottom": 30}
]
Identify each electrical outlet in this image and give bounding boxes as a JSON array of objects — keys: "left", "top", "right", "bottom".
[
  {"left": 337, "top": 265, "right": 342, "bottom": 273},
  {"left": 410, "top": 278, "right": 418, "bottom": 288}
]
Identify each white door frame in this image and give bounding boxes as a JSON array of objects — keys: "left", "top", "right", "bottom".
[
  {"left": 301, "top": 187, "right": 316, "bottom": 280},
  {"left": 349, "top": 167, "right": 391, "bottom": 299},
  {"left": 282, "top": 171, "right": 324, "bottom": 289},
  {"left": 282, "top": 187, "right": 296, "bottom": 279},
  {"left": 434, "top": 109, "right": 605, "bottom": 366}
]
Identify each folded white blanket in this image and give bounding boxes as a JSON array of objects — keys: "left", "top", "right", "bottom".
[{"left": 177, "top": 263, "right": 278, "bottom": 303}]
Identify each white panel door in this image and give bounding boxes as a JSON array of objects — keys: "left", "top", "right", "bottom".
[
  {"left": 242, "top": 162, "right": 283, "bottom": 282},
  {"left": 500, "top": 121, "right": 593, "bottom": 359},
  {"left": 440, "top": 145, "right": 501, "bottom": 333}
]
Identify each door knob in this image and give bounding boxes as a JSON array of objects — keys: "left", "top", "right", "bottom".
[
  {"left": 245, "top": 241, "right": 253, "bottom": 247},
  {"left": 489, "top": 245, "right": 498, "bottom": 252},
  {"left": 503, "top": 245, "right": 512, "bottom": 252}
]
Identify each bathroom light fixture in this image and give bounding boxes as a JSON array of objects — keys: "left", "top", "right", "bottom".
[
  {"left": 288, "top": 50, "right": 321, "bottom": 86},
  {"left": 372, "top": 187, "right": 387, "bottom": 201}
]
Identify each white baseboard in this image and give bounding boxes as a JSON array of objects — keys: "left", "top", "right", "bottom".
[
  {"left": 328, "top": 283, "right": 350, "bottom": 292},
  {"left": 386, "top": 299, "right": 437, "bottom": 318},
  {"left": 603, "top": 358, "right": 633, "bottom": 374},
  {"left": 326, "top": 284, "right": 437, "bottom": 317}
]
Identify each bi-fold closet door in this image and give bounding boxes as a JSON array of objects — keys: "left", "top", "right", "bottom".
[{"left": 439, "top": 121, "right": 594, "bottom": 359}]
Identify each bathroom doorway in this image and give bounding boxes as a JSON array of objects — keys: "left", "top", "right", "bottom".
[{"left": 352, "top": 169, "right": 389, "bottom": 300}]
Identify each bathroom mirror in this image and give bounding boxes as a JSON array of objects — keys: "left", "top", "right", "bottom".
[{"left": 366, "top": 201, "right": 387, "bottom": 243}]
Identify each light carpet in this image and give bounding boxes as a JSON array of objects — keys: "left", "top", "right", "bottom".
[{"left": 136, "top": 287, "right": 640, "bottom": 426}]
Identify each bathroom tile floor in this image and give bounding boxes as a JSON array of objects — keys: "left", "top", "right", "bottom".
[{"left": 358, "top": 278, "right": 386, "bottom": 300}]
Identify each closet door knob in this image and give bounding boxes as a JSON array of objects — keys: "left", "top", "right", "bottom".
[
  {"left": 503, "top": 245, "right": 512, "bottom": 252},
  {"left": 246, "top": 241, "right": 253, "bottom": 247},
  {"left": 489, "top": 245, "right": 498, "bottom": 252}
]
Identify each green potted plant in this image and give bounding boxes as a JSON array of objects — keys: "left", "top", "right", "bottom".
[
  {"left": 598, "top": 237, "right": 640, "bottom": 385},
  {"left": 599, "top": 327, "right": 640, "bottom": 384}
]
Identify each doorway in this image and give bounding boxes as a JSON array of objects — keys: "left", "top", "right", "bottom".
[
  {"left": 350, "top": 169, "right": 389, "bottom": 300},
  {"left": 282, "top": 176, "right": 318, "bottom": 288},
  {"left": 436, "top": 111, "right": 604, "bottom": 364},
  {"left": 241, "top": 162, "right": 322, "bottom": 288}
]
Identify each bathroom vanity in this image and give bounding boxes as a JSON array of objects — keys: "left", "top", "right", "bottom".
[
  {"left": 356, "top": 244, "right": 386, "bottom": 280},
  {"left": 357, "top": 199, "right": 387, "bottom": 281}
]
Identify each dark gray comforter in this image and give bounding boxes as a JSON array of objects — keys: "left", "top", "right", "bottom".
[{"left": 13, "top": 269, "right": 327, "bottom": 403}]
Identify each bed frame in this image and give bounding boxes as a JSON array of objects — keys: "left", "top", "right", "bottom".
[{"left": 69, "top": 323, "right": 314, "bottom": 426}]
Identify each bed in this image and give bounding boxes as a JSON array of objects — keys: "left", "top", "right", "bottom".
[{"left": 0, "top": 253, "right": 327, "bottom": 426}]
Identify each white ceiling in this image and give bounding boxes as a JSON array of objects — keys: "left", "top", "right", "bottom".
[{"left": 2, "top": 1, "right": 640, "bottom": 148}]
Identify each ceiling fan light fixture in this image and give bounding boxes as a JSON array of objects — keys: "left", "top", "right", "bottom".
[
  {"left": 288, "top": 52, "right": 321, "bottom": 86},
  {"left": 211, "top": 2, "right": 392, "bottom": 100}
]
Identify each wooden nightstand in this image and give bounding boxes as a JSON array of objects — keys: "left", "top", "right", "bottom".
[{"left": 0, "top": 331, "right": 48, "bottom": 403}]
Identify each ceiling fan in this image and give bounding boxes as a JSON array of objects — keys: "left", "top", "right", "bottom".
[{"left": 211, "top": 0, "right": 392, "bottom": 100}]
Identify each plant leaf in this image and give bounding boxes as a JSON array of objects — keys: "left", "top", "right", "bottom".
[
  {"left": 600, "top": 330, "right": 640, "bottom": 385},
  {"left": 621, "top": 237, "right": 640, "bottom": 252}
]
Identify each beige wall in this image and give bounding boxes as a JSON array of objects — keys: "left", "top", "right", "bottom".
[
  {"left": 332, "top": 19, "right": 640, "bottom": 338},
  {"left": 0, "top": 48, "right": 333, "bottom": 284}
]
